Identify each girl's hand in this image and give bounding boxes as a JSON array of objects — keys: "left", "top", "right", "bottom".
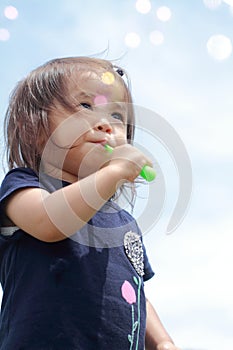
[
  {"left": 156, "top": 341, "right": 182, "bottom": 350},
  {"left": 107, "top": 143, "right": 153, "bottom": 182}
]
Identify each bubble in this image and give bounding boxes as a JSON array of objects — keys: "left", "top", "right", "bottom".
[
  {"left": 222, "top": 0, "right": 233, "bottom": 6},
  {"left": 94, "top": 95, "right": 108, "bottom": 105},
  {"left": 207, "top": 34, "right": 232, "bottom": 60},
  {"left": 149, "top": 30, "right": 164, "bottom": 45},
  {"left": 229, "top": 5, "right": 233, "bottom": 14},
  {"left": 203, "top": 0, "right": 222, "bottom": 9},
  {"left": 0, "top": 28, "right": 10, "bottom": 41},
  {"left": 101, "top": 72, "right": 115, "bottom": 85},
  {"left": 39, "top": 103, "right": 192, "bottom": 247},
  {"left": 124, "top": 32, "right": 141, "bottom": 48},
  {"left": 4, "top": 6, "right": 18, "bottom": 20},
  {"left": 135, "top": 0, "right": 151, "bottom": 14},
  {"left": 156, "top": 6, "right": 172, "bottom": 22}
]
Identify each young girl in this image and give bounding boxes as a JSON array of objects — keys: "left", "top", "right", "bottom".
[{"left": 0, "top": 57, "right": 181, "bottom": 350}]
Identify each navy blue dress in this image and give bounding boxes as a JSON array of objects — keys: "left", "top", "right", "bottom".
[{"left": 0, "top": 168, "right": 154, "bottom": 350}]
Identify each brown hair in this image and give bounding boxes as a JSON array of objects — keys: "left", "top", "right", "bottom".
[{"left": 4, "top": 57, "right": 135, "bottom": 173}]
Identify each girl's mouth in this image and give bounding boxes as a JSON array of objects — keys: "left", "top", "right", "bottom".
[{"left": 91, "top": 140, "right": 108, "bottom": 146}]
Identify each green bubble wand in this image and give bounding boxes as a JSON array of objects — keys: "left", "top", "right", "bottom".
[{"left": 104, "top": 144, "right": 156, "bottom": 182}]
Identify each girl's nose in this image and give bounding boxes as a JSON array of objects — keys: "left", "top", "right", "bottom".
[{"left": 94, "top": 120, "right": 112, "bottom": 134}]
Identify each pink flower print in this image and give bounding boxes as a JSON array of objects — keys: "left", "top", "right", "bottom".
[{"left": 121, "top": 280, "right": 136, "bottom": 304}]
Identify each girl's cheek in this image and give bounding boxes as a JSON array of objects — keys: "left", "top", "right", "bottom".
[{"left": 50, "top": 116, "right": 92, "bottom": 148}]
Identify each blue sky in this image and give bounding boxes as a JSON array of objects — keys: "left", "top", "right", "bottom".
[{"left": 1, "top": 1, "right": 233, "bottom": 349}]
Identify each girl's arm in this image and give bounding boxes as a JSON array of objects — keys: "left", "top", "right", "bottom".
[
  {"left": 5, "top": 144, "right": 151, "bottom": 242},
  {"left": 145, "top": 298, "right": 181, "bottom": 350}
]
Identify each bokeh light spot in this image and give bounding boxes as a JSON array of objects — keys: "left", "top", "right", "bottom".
[
  {"left": 135, "top": 0, "right": 151, "bottom": 14},
  {"left": 0, "top": 28, "right": 10, "bottom": 41},
  {"left": 150, "top": 30, "right": 164, "bottom": 45},
  {"left": 203, "top": 0, "right": 222, "bottom": 9},
  {"left": 94, "top": 95, "right": 108, "bottom": 105},
  {"left": 156, "top": 6, "right": 172, "bottom": 21},
  {"left": 223, "top": 0, "right": 233, "bottom": 6},
  {"left": 101, "top": 72, "right": 115, "bottom": 85},
  {"left": 124, "top": 32, "right": 141, "bottom": 48},
  {"left": 207, "top": 34, "right": 232, "bottom": 60},
  {"left": 4, "top": 6, "right": 18, "bottom": 20},
  {"left": 229, "top": 5, "right": 233, "bottom": 14}
]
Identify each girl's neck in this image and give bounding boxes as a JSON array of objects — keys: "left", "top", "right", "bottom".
[{"left": 42, "top": 163, "right": 78, "bottom": 183}]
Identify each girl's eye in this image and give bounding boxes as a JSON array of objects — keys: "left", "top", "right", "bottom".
[
  {"left": 80, "top": 102, "right": 92, "bottom": 110},
  {"left": 111, "top": 112, "right": 124, "bottom": 122}
]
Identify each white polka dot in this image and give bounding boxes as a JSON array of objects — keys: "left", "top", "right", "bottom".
[
  {"left": 207, "top": 34, "right": 232, "bottom": 60},
  {"left": 4, "top": 6, "right": 18, "bottom": 20},
  {"left": 125, "top": 32, "right": 141, "bottom": 48},
  {"left": 156, "top": 6, "right": 172, "bottom": 22},
  {"left": 0, "top": 28, "right": 10, "bottom": 41}
]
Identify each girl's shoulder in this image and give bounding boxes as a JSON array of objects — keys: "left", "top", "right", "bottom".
[
  {"left": 1, "top": 167, "right": 38, "bottom": 184},
  {"left": 0, "top": 167, "right": 65, "bottom": 201},
  {"left": 0, "top": 168, "right": 38, "bottom": 239},
  {"left": 3, "top": 167, "right": 37, "bottom": 178},
  {"left": 0, "top": 167, "right": 39, "bottom": 203}
]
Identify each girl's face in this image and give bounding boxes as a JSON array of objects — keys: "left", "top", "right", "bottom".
[{"left": 43, "top": 69, "right": 129, "bottom": 182}]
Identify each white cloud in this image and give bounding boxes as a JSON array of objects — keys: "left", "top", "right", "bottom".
[{"left": 144, "top": 217, "right": 233, "bottom": 350}]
